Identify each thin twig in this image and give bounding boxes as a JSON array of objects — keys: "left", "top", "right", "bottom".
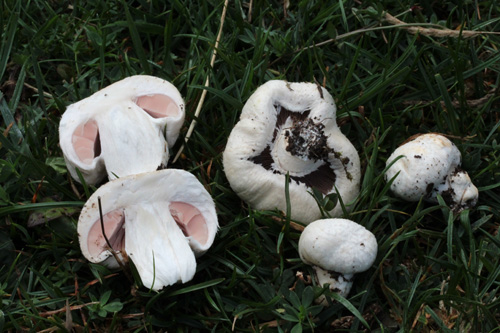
[
  {"left": 23, "top": 82, "right": 53, "bottom": 98},
  {"left": 173, "top": 0, "right": 229, "bottom": 163},
  {"left": 403, "top": 89, "right": 498, "bottom": 109},
  {"left": 292, "top": 11, "right": 499, "bottom": 56},
  {"left": 98, "top": 196, "right": 113, "bottom": 250},
  {"left": 247, "top": 0, "right": 253, "bottom": 23},
  {"left": 384, "top": 12, "right": 500, "bottom": 38},
  {"left": 39, "top": 301, "right": 100, "bottom": 317},
  {"left": 97, "top": 196, "right": 133, "bottom": 283}
]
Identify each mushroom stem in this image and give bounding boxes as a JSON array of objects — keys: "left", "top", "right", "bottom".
[
  {"left": 435, "top": 168, "right": 479, "bottom": 210},
  {"left": 313, "top": 266, "right": 354, "bottom": 305}
]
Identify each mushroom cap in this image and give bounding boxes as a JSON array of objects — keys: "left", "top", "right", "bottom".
[
  {"left": 59, "top": 75, "right": 185, "bottom": 185},
  {"left": 298, "top": 218, "right": 377, "bottom": 275},
  {"left": 78, "top": 169, "right": 218, "bottom": 290},
  {"left": 385, "top": 133, "right": 478, "bottom": 209},
  {"left": 223, "top": 80, "right": 361, "bottom": 223}
]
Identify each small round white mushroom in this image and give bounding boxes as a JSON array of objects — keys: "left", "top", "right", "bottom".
[
  {"left": 59, "top": 75, "right": 185, "bottom": 185},
  {"left": 385, "top": 133, "right": 478, "bottom": 211},
  {"left": 223, "top": 80, "right": 361, "bottom": 223},
  {"left": 298, "top": 218, "right": 377, "bottom": 304},
  {"left": 78, "top": 169, "right": 218, "bottom": 291}
]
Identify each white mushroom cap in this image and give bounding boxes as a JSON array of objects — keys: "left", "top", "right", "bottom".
[
  {"left": 59, "top": 75, "right": 185, "bottom": 185},
  {"left": 78, "top": 169, "right": 218, "bottom": 291},
  {"left": 298, "top": 218, "right": 377, "bottom": 300},
  {"left": 385, "top": 133, "right": 478, "bottom": 210},
  {"left": 223, "top": 80, "right": 361, "bottom": 223}
]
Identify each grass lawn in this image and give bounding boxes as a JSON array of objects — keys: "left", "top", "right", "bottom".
[{"left": 1, "top": 0, "right": 500, "bottom": 331}]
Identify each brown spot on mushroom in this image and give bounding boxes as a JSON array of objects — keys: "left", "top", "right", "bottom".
[
  {"left": 314, "top": 78, "right": 324, "bottom": 99},
  {"left": 273, "top": 104, "right": 310, "bottom": 140},
  {"left": 440, "top": 188, "right": 456, "bottom": 206},
  {"left": 249, "top": 103, "right": 339, "bottom": 194},
  {"left": 425, "top": 183, "right": 435, "bottom": 195},
  {"left": 250, "top": 146, "right": 273, "bottom": 170},
  {"left": 327, "top": 270, "right": 352, "bottom": 282},
  {"left": 251, "top": 147, "right": 337, "bottom": 194},
  {"left": 286, "top": 118, "right": 330, "bottom": 161}
]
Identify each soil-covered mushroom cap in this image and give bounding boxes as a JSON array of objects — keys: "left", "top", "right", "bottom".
[
  {"left": 223, "top": 80, "right": 361, "bottom": 223},
  {"left": 385, "top": 133, "right": 478, "bottom": 210},
  {"left": 78, "top": 169, "right": 218, "bottom": 291},
  {"left": 59, "top": 75, "right": 185, "bottom": 185}
]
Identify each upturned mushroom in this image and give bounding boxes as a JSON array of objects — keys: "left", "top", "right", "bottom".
[
  {"left": 59, "top": 75, "right": 185, "bottom": 185},
  {"left": 385, "top": 133, "right": 478, "bottom": 211},
  {"left": 78, "top": 169, "right": 218, "bottom": 291},
  {"left": 298, "top": 218, "right": 377, "bottom": 304},
  {"left": 223, "top": 80, "right": 361, "bottom": 223}
]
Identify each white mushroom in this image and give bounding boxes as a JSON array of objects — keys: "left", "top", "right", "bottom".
[
  {"left": 59, "top": 75, "right": 185, "bottom": 185},
  {"left": 78, "top": 169, "right": 218, "bottom": 291},
  {"left": 223, "top": 80, "right": 361, "bottom": 223},
  {"left": 298, "top": 218, "right": 377, "bottom": 304},
  {"left": 385, "top": 133, "right": 478, "bottom": 211}
]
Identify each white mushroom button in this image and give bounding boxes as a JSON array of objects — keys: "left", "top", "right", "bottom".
[
  {"left": 77, "top": 169, "right": 218, "bottom": 291},
  {"left": 59, "top": 75, "right": 185, "bottom": 185},
  {"left": 298, "top": 218, "right": 377, "bottom": 304},
  {"left": 223, "top": 80, "right": 361, "bottom": 224},
  {"left": 385, "top": 133, "right": 479, "bottom": 211}
]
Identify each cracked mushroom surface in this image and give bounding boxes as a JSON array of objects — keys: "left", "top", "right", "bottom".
[
  {"left": 59, "top": 75, "right": 185, "bottom": 185},
  {"left": 298, "top": 218, "right": 378, "bottom": 304},
  {"left": 223, "top": 80, "right": 361, "bottom": 223},
  {"left": 78, "top": 169, "right": 218, "bottom": 291},
  {"left": 385, "top": 133, "right": 478, "bottom": 211}
]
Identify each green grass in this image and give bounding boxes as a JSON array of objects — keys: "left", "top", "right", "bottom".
[{"left": 1, "top": 0, "right": 500, "bottom": 331}]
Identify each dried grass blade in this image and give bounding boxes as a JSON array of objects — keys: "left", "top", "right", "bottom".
[
  {"left": 384, "top": 12, "right": 500, "bottom": 38},
  {"left": 173, "top": 0, "right": 229, "bottom": 163}
]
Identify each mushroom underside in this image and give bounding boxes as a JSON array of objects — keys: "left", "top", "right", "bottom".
[
  {"left": 87, "top": 201, "right": 208, "bottom": 258},
  {"left": 71, "top": 94, "right": 179, "bottom": 166},
  {"left": 72, "top": 120, "right": 101, "bottom": 165}
]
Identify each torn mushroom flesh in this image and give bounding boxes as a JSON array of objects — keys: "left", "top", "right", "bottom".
[
  {"left": 78, "top": 169, "right": 218, "bottom": 291},
  {"left": 223, "top": 80, "right": 361, "bottom": 223},
  {"left": 59, "top": 75, "right": 185, "bottom": 185}
]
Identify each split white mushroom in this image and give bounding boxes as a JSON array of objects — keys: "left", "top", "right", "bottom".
[
  {"left": 223, "top": 80, "right": 361, "bottom": 223},
  {"left": 59, "top": 75, "right": 185, "bottom": 185},
  {"left": 298, "top": 218, "right": 377, "bottom": 304},
  {"left": 78, "top": 169, "right": 218, "bottom": 291},
  {"left": 385, "top": 133, "right": 478, "bottom": 211}
]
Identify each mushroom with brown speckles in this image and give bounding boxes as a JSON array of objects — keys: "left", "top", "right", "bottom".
[
  {"left": 385, "top": 133, "right": 478, "bottom": 211},
  {"left": 298, "top": 218, "right": 378, "bottom": 304}
]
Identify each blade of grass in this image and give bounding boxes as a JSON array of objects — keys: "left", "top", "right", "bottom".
[{"left": 122, "top": 0, "right": 151, "bottom": 74}]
